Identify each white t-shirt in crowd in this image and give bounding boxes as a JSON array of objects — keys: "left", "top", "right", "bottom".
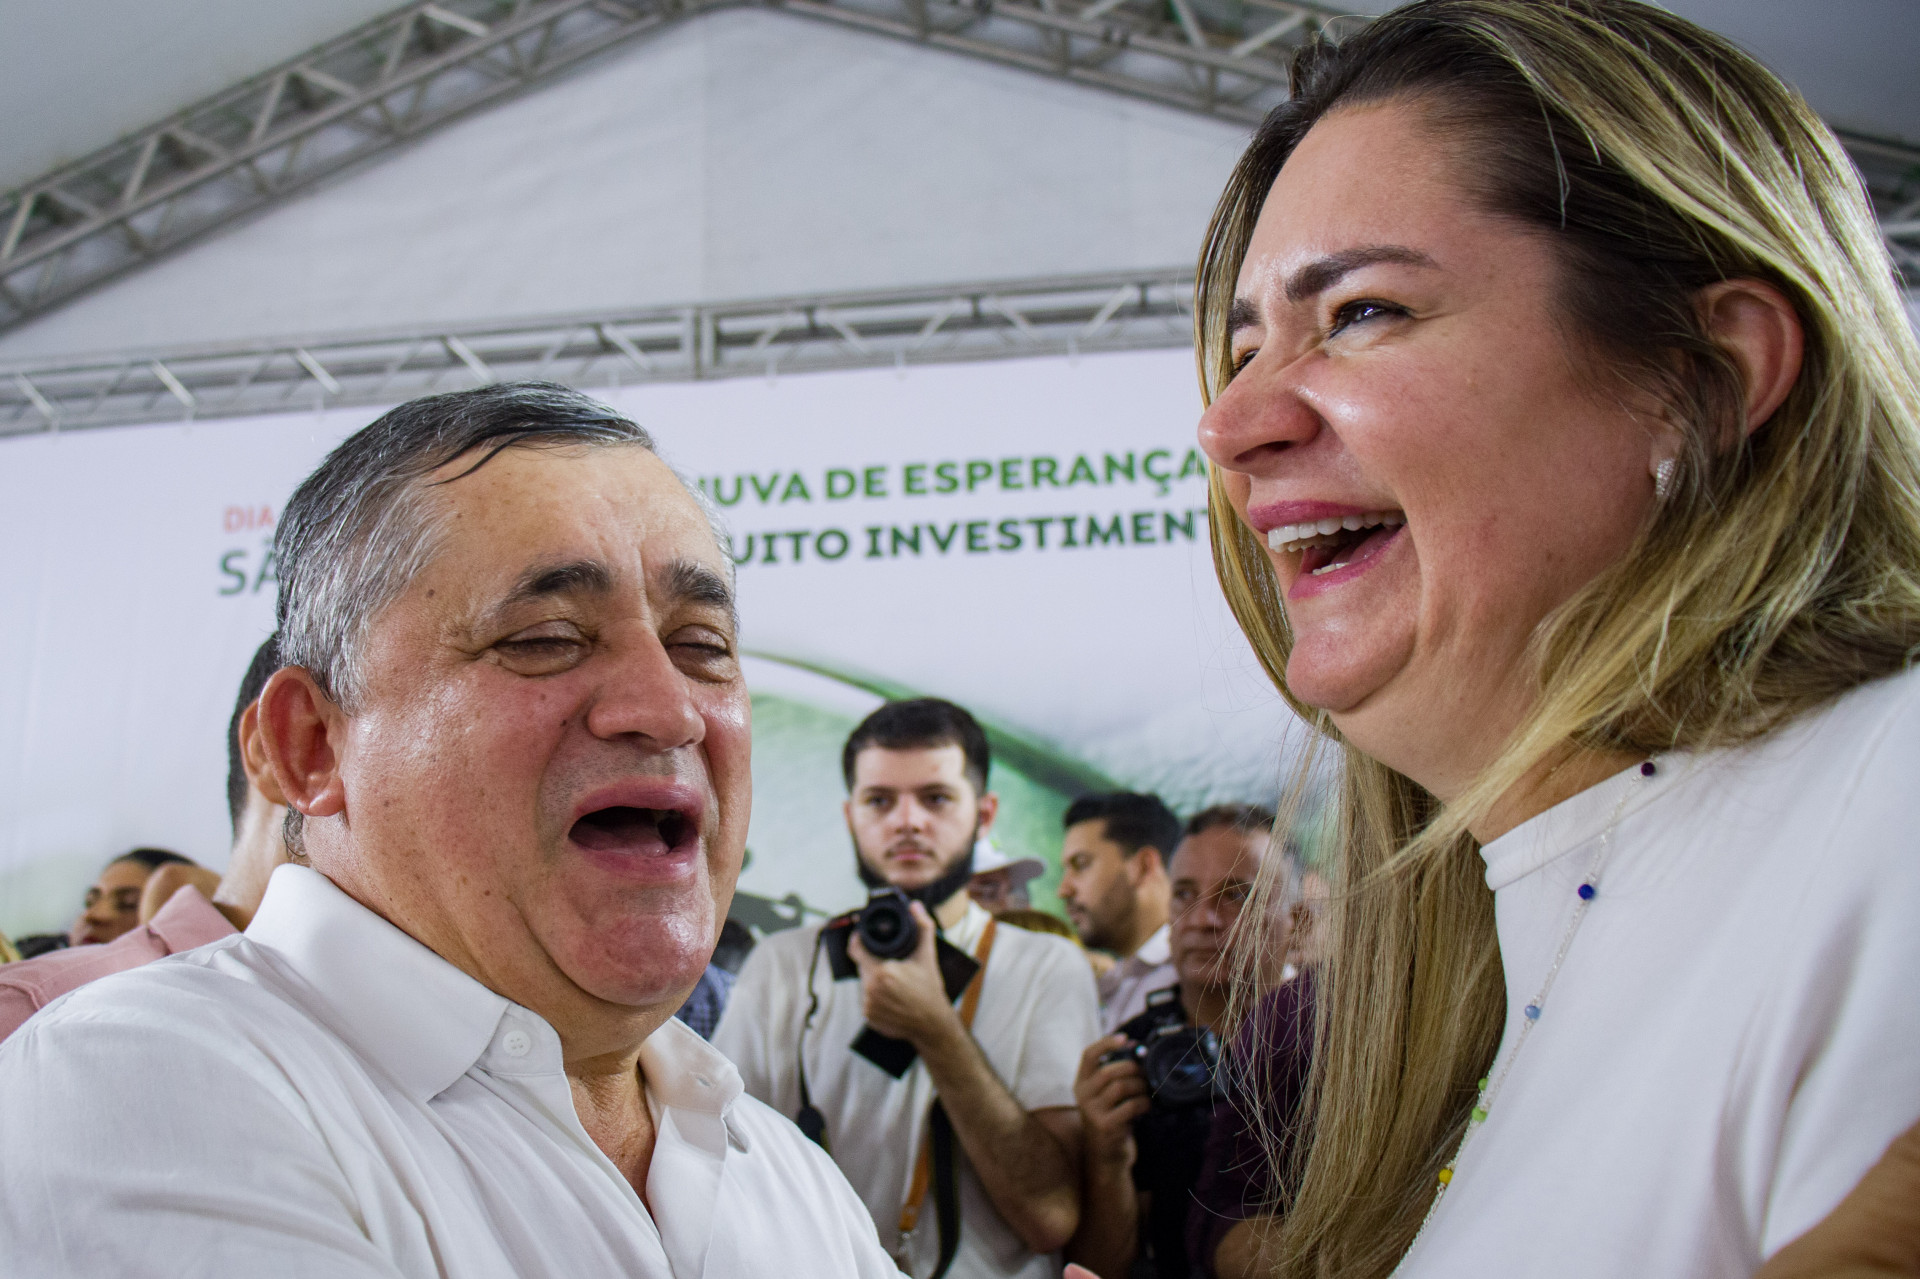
[
  {"left": 0, "top": 864, "right": 901, "bottom": 1279},
  {"left": 1397, "top": 668, "right": 1920, "bottom": 1278},
  {"left": 714, "top": 900, "right": 1101, "bottom": 1279}
]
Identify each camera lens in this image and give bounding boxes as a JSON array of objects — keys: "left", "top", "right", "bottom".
[
  {"left": 1141, "top": 1026, "right": 1221, "bottom": 1110},
  {"left": 855, "top": 888, "right": 920, "bottom": 960}
]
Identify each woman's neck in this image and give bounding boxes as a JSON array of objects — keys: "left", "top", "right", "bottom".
[{"left": 1470, "top": 745, "right": 1642, "bottom": 844}]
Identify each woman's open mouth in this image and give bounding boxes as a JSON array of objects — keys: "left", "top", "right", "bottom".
[{"left": 1268, "top": 510, "right": 1406, "bottom": 576}]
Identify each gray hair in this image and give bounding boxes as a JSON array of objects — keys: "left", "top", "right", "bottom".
[{"left": 275, "top": 380, "right": 702, "bottom": 711}]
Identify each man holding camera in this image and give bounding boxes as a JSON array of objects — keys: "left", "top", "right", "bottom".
[
  {"left": 1067, "top": 805, "right": 1298, "bottom": 1279},
  {"left": 714, "top": 699, "right": 1100, "bottom": 1279}
]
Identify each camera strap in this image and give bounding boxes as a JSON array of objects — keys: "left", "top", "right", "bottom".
[
  {"left": 897, "top": 916, "right": 997, "bottom": 1279},
  {"left": 795, "top": 930, "right": 830, "bottom": 1150}
]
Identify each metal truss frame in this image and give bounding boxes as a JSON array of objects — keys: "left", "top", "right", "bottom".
[
  {"left": 0, "top": 269, "right": 1194, "bottom": 435},
  {"left": 2, "top": 0, "right": 1914, "bottom": 337},
  {"left": 0, "top": 0, "right": 700, "bottom": 333}
]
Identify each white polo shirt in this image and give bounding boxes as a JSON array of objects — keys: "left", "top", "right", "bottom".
[
  {"left": 713, "top": 902, "right": 1101, "bottom": 1279},
  {"left": 0, "top": 864, "right": 901, "bottom": 1279}
]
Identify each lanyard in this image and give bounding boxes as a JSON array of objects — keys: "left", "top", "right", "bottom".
[{"left": 897, "top": 916, "right": 998, "bottom": 1238}]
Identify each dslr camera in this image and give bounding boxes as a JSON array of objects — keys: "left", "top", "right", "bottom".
[
  {"left": 820, "top": 887, "right": 981, "bottom": 1078},
  {"left": 1101, "top": 987, "right": 1223, "bottom": 1112},
  {"left": 850, "top": 885, "right": 919, "bottom": 960}
]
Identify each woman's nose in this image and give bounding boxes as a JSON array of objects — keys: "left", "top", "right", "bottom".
[{"left": 1197, "top": 353, "right": 1324, "bottom": 478}]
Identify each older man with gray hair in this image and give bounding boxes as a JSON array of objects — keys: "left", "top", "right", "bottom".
[{"left": 0, "top": 382, "right": 900, "bottom": 1277}]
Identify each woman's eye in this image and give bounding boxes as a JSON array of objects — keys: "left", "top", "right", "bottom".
[
  {"left": 1229, "top": 348, "right": 1258, "bottom": 378},
  {"left": 1329, "top": 299, "right": 1404, "bottom": 336}
]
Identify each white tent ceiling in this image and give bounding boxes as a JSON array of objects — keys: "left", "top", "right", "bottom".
[
  {"left": 3, "top": 0, "right": 1913, "bottom": 202},
  {"left": 0, "top": 0, "right": 1913, "bottom": 369},
  {"left": 0, "top": 9, "right": 1248, "bottom": 361}
]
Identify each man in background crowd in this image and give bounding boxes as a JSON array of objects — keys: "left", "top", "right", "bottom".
[
  {"left": 1188, "top": 810, "right": 1317, "bottom": 1279},
  {"left": 0, "top": 635, "right": 290, "bottom": 1040},
  {"left": 0, "top": 382, "right": 897, "bottom": 1276},
  {"left": 1057, "top": 792, "right": 1180, "bottom": 1033},
  {"left": 968, "top": 837, "right": 1047, "bottom": 915},
  {"left": 716, "top": 698, "right": 1098, "bottom": 1278},
  {"left": 1069, "top": 805, "right": 1308, "bottom": 1279}
]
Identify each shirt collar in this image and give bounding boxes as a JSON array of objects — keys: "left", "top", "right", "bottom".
[
  {"left": 640, "top": 1015, "right": 745, "bottom": 1117},
  {"left": 1132, "top": 922, "right": 1171, "bottom": 967},
  {"left": 941, "top": 899, "right": 995, "bottom": 954},
  {"left": 148, "top": 885, "right": 238, "bottom": 952},
  {"left": 1479, "top": 753, "right": 1692, "bottom": 891},
  {"left": 245, "top": 864, "right": 510, "bottom": 1102}
]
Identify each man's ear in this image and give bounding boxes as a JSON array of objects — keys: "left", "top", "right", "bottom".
[
  {"left": 257, "top": 667, "right": 347, "bottom": 820},
  {"left": 1131, "top": 845, "right": 1166, "bottom": 886},
  {"left": 238, "top": 700, "right": 289, "bottom": 807},
  {"left": 975, "top": 791, "right": 999, "bottom": 834},
  {"left": 1697, "top": 277, "right": 1805, "bottom": 438}
]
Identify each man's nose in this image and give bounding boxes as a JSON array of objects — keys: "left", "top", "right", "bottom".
[
  {"left": 583, "top": 629, "right": 704, "bottom": 750},
  {"left": 1196, "top": 349, "right": 1324, "bottom": 479}
]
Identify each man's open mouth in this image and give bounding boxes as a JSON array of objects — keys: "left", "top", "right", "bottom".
[
  {"left": 1268, "top": 510, "right": 1406, "bottom": 576},
  {"left": 568, "top": 806, "right": 697, "bottom": 858}
]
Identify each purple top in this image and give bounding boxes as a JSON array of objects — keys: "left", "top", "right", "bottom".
[{"left": 1187, "top": 969, "right": 1317, "bottom": 1277}]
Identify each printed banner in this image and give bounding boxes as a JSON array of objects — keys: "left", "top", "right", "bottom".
[{"left": 0, "top": 349, "right": 1292, "bottom": 941}]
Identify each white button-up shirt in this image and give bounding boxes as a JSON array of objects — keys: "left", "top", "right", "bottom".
[{"left": 0, "top": 864, "right": 901, "bottom": 1279}]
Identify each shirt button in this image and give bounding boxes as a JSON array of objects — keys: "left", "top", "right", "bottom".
[{"left": 501, "top": 1029, "right": 532, "bottom": 1058}]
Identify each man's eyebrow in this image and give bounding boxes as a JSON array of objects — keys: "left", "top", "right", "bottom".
[
  {"left": 491, "top": 559, "right": 615, "bottom": 615},
  {"left": 661, "top": 558, "right": 737, "bottom": 622}
]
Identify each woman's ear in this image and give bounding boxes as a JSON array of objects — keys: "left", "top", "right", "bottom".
[
  {"left": 256, "top": 667, "right": 348, "bottom": 821},
  {"left": 1697, "top": 277, "right": 1805, "bottom": 437}
]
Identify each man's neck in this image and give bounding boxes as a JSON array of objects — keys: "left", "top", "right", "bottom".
[
  {"left": 1115, "top": 903, "right": 1168, "bottom": 961},
  {"left": 567, "top": 1047, "right": 656, "bottom": 1206},
  {"left": 932, "top": 888, "right": 973, "bottom": 932},
  {"left": 1180, "top": 978, "right": 1229, "bottom": 1034}
]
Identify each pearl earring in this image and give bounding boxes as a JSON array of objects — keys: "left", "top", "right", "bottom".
[{"left": 1653, "top": 458, "right": 1676, "bottom": 501}]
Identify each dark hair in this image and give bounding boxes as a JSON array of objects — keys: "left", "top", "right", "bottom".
[
  {"left": 1183, "top": 803, "right": 1278, "bottom": 839},
  {"left": 1062, "top": 792, "right": 1182, "bottom": 862},
  {"left": 841, "top": 698, "right": 990, "bottom": 794},
  {"left": 274, "top": 382, "right": 660, "bottom": 709},
  {"left": 108, "top": 848, "right": 196, "bottom": 873},
  {"left": 226, "top": 634, "right": 282, "bottom": 834}
]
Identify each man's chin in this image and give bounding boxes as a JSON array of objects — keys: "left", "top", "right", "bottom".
[{"left": 572, "top": 950, "right": 708, "bottom": 1013}]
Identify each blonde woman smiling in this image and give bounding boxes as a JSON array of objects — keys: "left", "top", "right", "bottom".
[{"left": 1191, "top": 1, "right": 1920, "bottom": 1276}]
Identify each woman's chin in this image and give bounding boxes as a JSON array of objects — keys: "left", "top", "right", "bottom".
[{"left": 1284, "top": 641, "right": 1404, "bottom": 719}]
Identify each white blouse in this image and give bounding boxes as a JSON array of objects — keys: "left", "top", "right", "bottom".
[{"left": 1397, "top": 667, "right": 1920, "bottom": 1278}]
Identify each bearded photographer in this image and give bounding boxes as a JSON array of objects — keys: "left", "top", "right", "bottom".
[
  {"left": 1067, "top": 806, "right": 1303, "bottom": 1279},
  {"left": 714, "top": 699, "right": 1099, "bottom": 1279}
]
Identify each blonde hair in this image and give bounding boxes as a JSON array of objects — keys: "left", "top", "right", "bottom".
[{"left": 1197, "top": 3, "right": 1920, "bottom": 1275}]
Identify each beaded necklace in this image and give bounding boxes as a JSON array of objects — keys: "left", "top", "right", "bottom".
[{"left": 1409, "top": 757, "right": 1659, "bottom": 1246}]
